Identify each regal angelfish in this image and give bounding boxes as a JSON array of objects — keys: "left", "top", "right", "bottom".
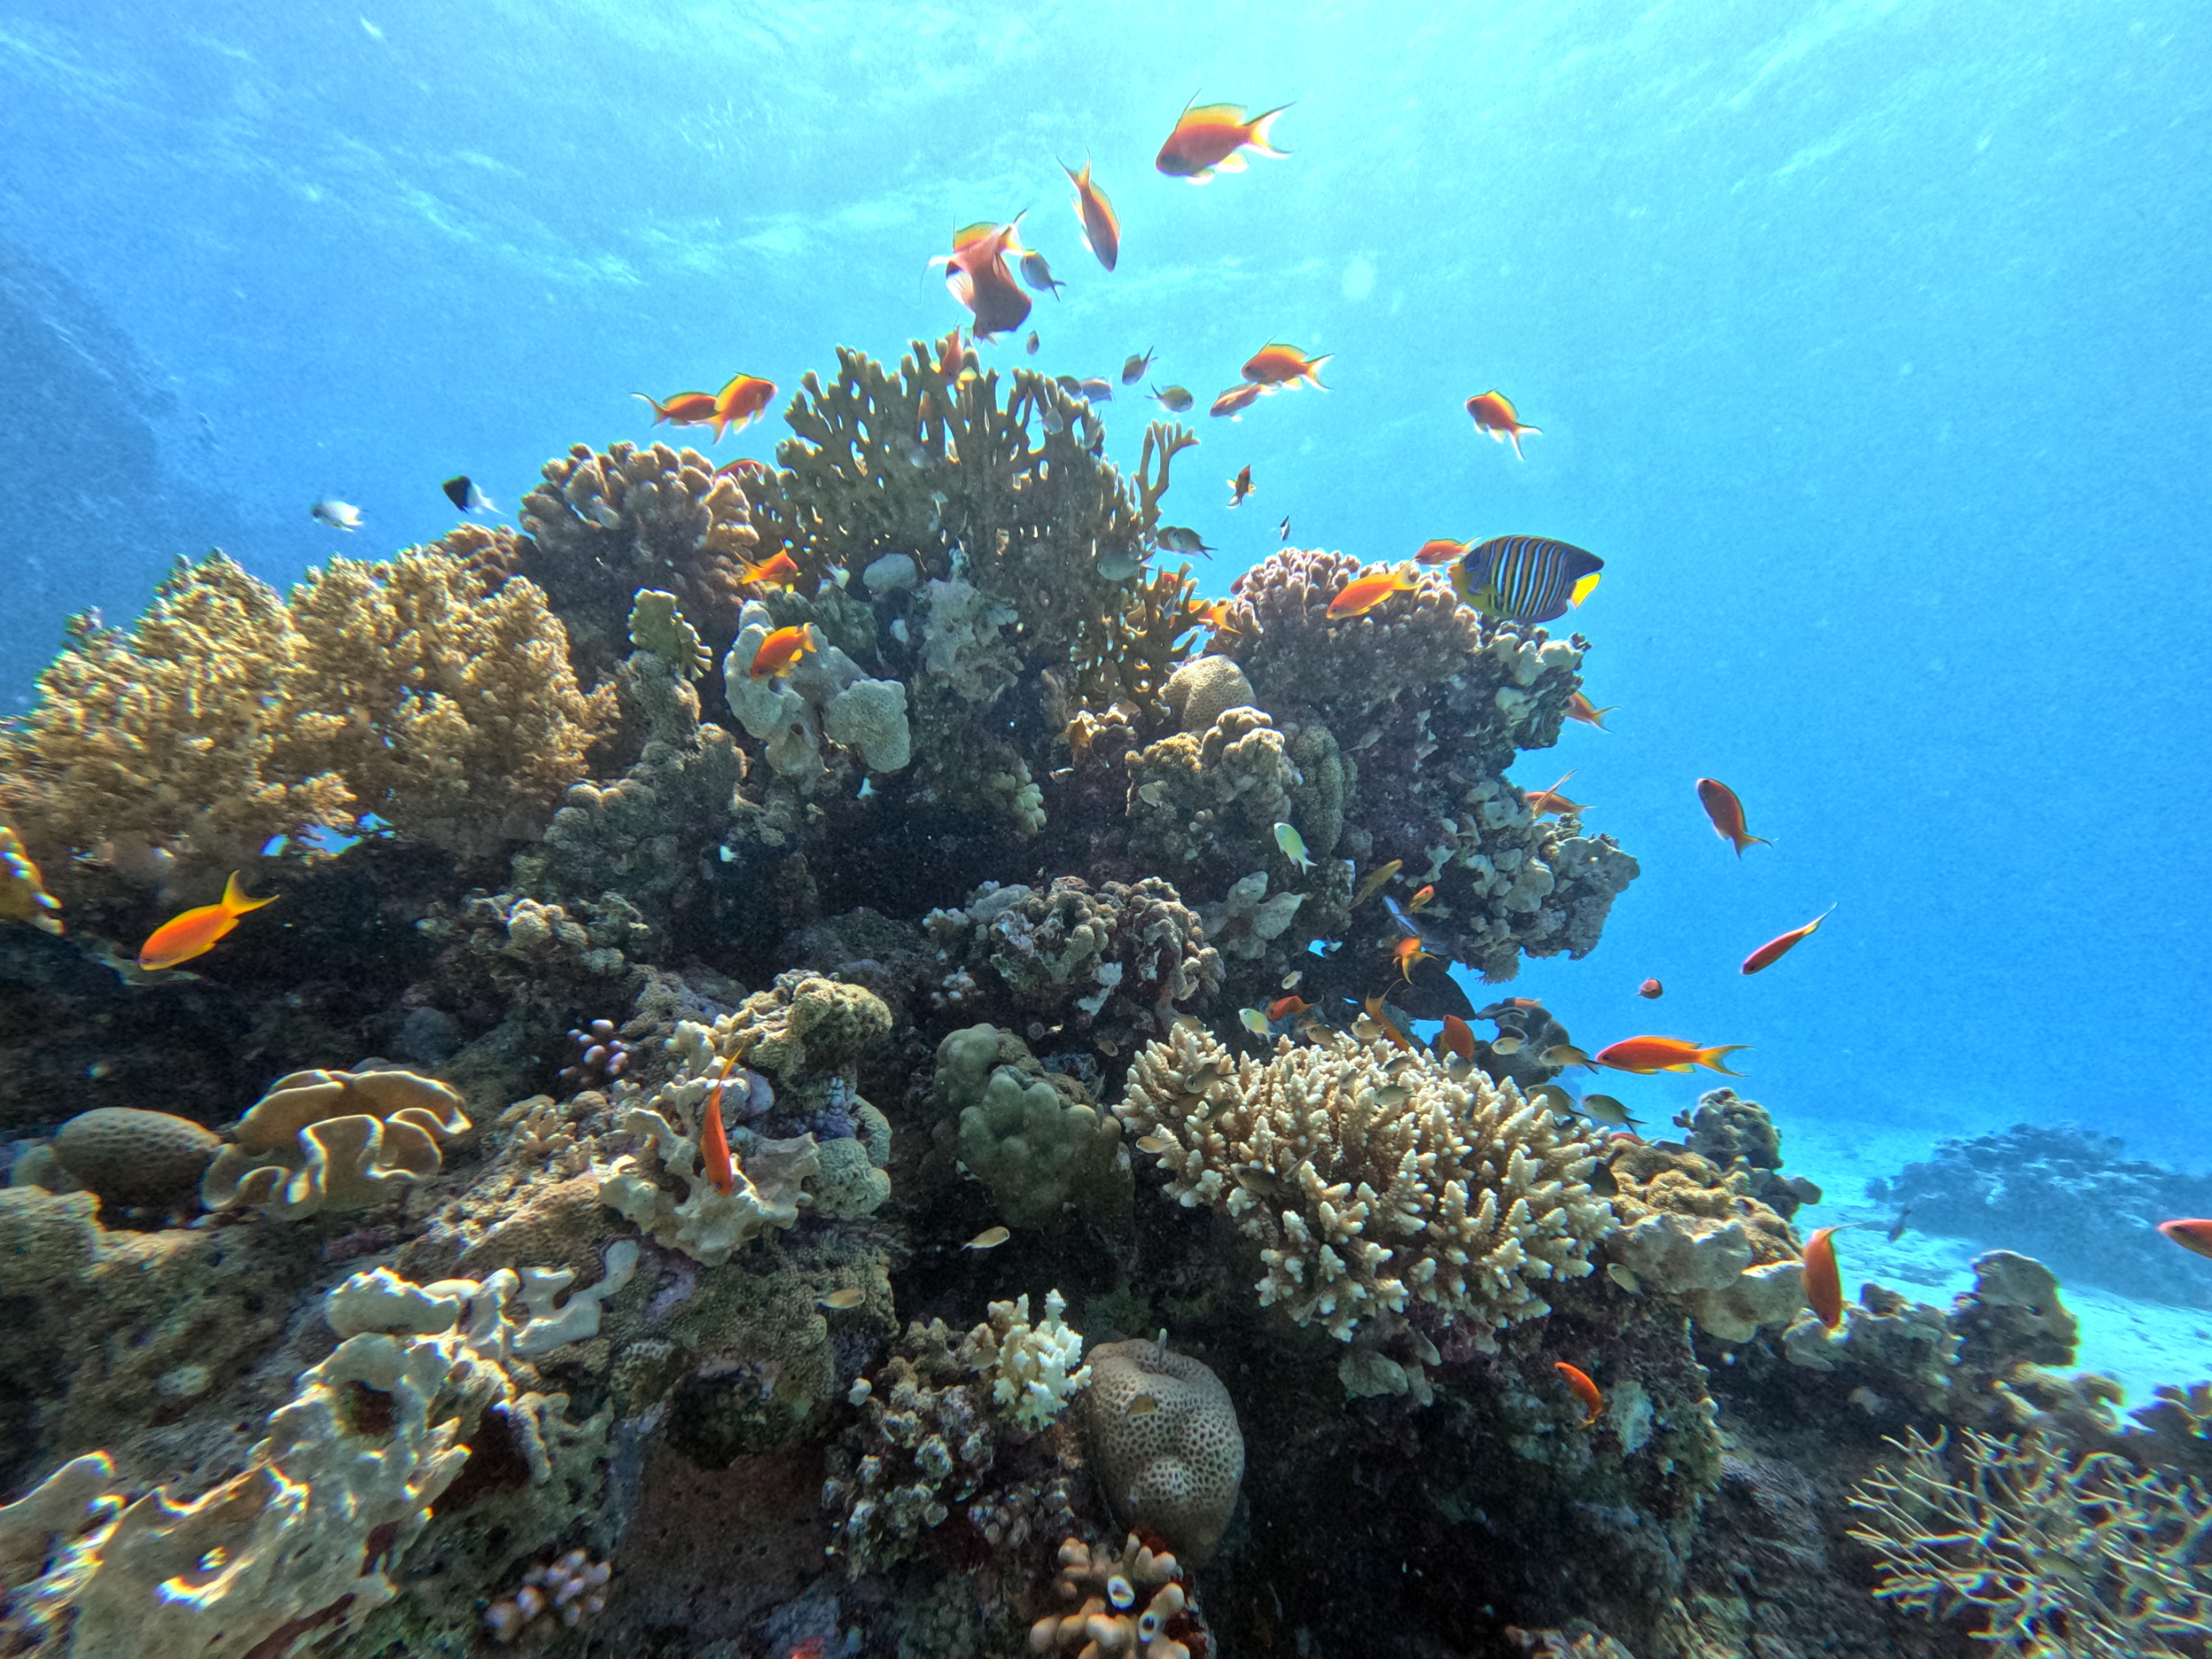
[{"left": 1450, "top": 535, "right": 1603, "bottom": 625}]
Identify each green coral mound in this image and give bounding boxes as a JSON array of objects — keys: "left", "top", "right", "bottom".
[{"left": 931, "top": 1023, "right": 1130, "bottom": 1230}]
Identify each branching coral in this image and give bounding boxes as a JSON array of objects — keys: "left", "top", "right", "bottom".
[
  {"left": 1030, "top": 1532, "right": 1208, "bottom": 1659},
  {"left": 1117, "top": 1024, "right": 1612, "bottom": 1353},
  {"left": 1848, "top": 1425, "right": 2212, "bottom": 1657}
]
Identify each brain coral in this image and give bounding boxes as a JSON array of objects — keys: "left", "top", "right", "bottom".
[
  {"left": 1117, "top": 1025, "right": 1613, "bottom": 1349},
  {"left": 52, "top": 1110, "right": 220, "bottom": 1210},
  {"left": 1079, "top": 1339, "right": 1245, "bottom": 1564}
]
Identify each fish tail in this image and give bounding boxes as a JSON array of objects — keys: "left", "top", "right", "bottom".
[
  {"left": 221, "top": 871, "right": 276, "bottom": 916},
  {"left": 1303, "top": 354, "right": 1333, "bottom": 390},
  {"left": 1245, "top": 104, "right": 1294, "bottom": 157},
  {"left": 1732, "top": 832, "right": 1772, "bottom": 856},
  {"left": 1698, "top": 1044, "right": 1750, "bottom": 1075}
]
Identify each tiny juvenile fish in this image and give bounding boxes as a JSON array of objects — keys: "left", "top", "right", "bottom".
[
  {"left": 1097, "top": 1037, "right": 1118, "bottom": 1056},
  {"left": 1326, "top": 564, "right": 1420, "bottom": 620},
  {"left": 1239, "top": 1007, "right": 1271, "bottom": 1036},
  {"left": 1097, "top": 549, "right": 1144, "bottom": 580},
  {"left": 749, "top": 625, "right": 816, "bottom": 680},
  {"left": 1210, "top": 382, "right": 1268, "bottom": 419},
  {"left": 818, "top": 1287, "right": 865, "bottom": 1310},
  {"left": 137, "top": 871, "right": 276, "bottom": 972},
  {"left": 1026, "top": 330, "right": 1041, "bottom": 354},
  {"left": 1741, "top": 904, "right": 1836, "bottom": 975},
  {"left": 1273, "top": 821, "right": 1312, "bottom": 871},
  {"left": 1555, "top": 1361, "right": 1603, "bottom": 1425},
  {"left": 1351, "top": 859, "right": 1402, "bottom": 909},
  {"left": 1541, "top": 1044, "right": 1599, "bottom": 1071},
  {"left": 964, "top": 1225, "right": 1011, "bottom": 1250},
  {"left": 311, "top": 498, "right": 363, "bottom": 531},
  {"left": 1414, "top": 538, "right": 1469, "bottom": 566},
  {"left": 1234, "top": 1166, "right": 1292, "bottom": 1201},
  {"left": 1136, "top": 1133, "right": 1174, "bottom": 1156},
  {"left": 1637, "top": 978, "right": 1663, "bottom": 999},
  {"left": 1156, "top": 526, "right": 1212, "bottom": 556},
  {"left": 1489, "top": 1033, "right": 1524, "bottom": 1056},
  {"left": 1466, "top": 389, "right": 1542, "bottom": 459},
  {"left": 710, "top": 373, "right": 778, "bottom": 441},
  {"left": 638, "top": 390, "right": 719, "bottom": 427},
  {"left": 1122, "top": 349, "right": 1156, "bottom": 385},
  {"left": 1592, "top": 1037, "right": 1747, "bottom": 1076},
  {"left": 1079, "top": 378, "right": 1115, "bottom": 402},
  {"left": 1228, "top": 465, "right": 1254, "bottom": 507},
  {"left": 1242, "top": 342, "right": 1330, "bottom": 389},
  {"left": 1367, "top": 1084, "right": 1410, "bottom": 1108},
  {"left": 1803, "top": 1225, "right": 1847, "bottom": 1329},
  {"left": 1019, "top": 251, "right": 1065, "bottom": 296},
  {"left": 1531, "top": 1083, "right": 1578, "bottom": 1115},
  {"left": 1138, "top": 780, "right": 1169, "bottom": 807},
  {"left": 1886, "top": 1208, "right": 1913, "bottom": 1244},
  {"left": 441, "top": 474, "right": 496, "bottom": 514},
  {"left": 1281, "top": 969, "right": 1303, "bottom": 989},
  {"left": 1450, "top": 536, "right": 1602, "bottom": 625},
  {"left": 1566, "top": 692, "right": 1618, "bottom": 730},
  {"left": 1151, "top": 385, "right": 1194, "bottom": 412},
  {"left": 1156, "top": 99, "right": 1292, "bottom": 183},
  {"left": 1063, "top": 158, "right": 1121, "bottom": 271},
  {"left": 1696, "top": 778, "right": 1770, "bottom": 856},
  {"left": 1578, "top": 1094, "right": 1639, "bottom": 1129},
  {"left": 1408, "top": 884, "right": 1435, "bottom": 913}
]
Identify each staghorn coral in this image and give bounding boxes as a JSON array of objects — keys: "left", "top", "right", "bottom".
[
  {"left": 928, "top": 1024, "right": 1132, "bottom": 1230},
  {"left": 1848, "top": 1425, "right": 2212, "bottom": 1656},
  {"left": 200, "top": 1068, "right": 471, "bottom": 1219},
  {"left": 505, "top": 441, "right": 759, "bottom": 687},
  {"left": 1078, "top": 1340, "right": 1244, "bottom": 1565},
  {"left": 1117, "top": 1024, "right": 1613, "bottom": 1353}
]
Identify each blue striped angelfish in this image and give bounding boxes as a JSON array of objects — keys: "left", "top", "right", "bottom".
[{"left": 1450, "top": 536, "right": 1603, "bottom": 624}]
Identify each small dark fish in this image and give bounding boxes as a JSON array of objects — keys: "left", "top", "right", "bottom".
[
  {"left": 1150, "top": 384, "right": 1194, "bottom": 412},
  {"left": 1055, "top": 374, "right": 1084, "bottom": 393},
  {"left": 1886, "top": 1208, "right": 1912, "bottom": 1244},
  {"left": 1079, "top": 378, "right": 1114, "bottom": 402},
  {"left": 1025, "top": 331, "right": 1040, "bottom": 355},
  {"left": 1637, "top": 978, "right": 1663, "bottom": 1000},
  {"left": 1156, "top": 526, "right": 1212, "bottom": 557},
  {"left": 1228, "top": 465, "right": 1253, "bottom": 507},
  {"left": 1449, "top": 536, "right": 1603, "bottom": 625},
  {"left": 441, "top": 474, "right": 496, "bottom": 514},
  {"left": 1122, "top": 349, "right": 1156, "bottom": 385},
  {"left": 1279, "top": 516, "right": 1291, "bottom": 541},
  {"left": 1019, "top": 250, "right": 1065, "bottom": 296}
]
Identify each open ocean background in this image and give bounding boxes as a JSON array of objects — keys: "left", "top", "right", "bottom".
[{"left": 2, "top": 0, "right": 2206, "bottom": 1220}]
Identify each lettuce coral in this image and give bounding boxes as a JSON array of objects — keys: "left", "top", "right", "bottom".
[{"left": 200, "top": 1067, "right": 472, "bottom": 1219}]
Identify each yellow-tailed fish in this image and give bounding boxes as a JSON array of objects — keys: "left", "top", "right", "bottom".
[{"left": 1449, "top": 536, "right": 1602, "bottom": 625}]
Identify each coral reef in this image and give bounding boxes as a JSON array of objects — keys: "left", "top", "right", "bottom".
[
  {"left": 1601, "top": 1132, "right": 1805, "bottom": 1343},
  {"left": 1870, "top": 1119, "right": 2212, "bottom": 1305},
  {"left": 1030, "top": 1532, "right": 1207, "bottom": 1659}
]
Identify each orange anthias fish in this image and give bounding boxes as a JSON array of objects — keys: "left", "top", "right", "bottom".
[
  {"left": 1440, "top": 1014, "right": 1475, "bottom": 1063},
  {"left": 1210, "top": 382, "right": 1268, "bottom": 419},
  {"left": 933, "top": 218, "right": 1032, "bottom": 340},
  {"left": 1565, "top": 692, "right": 1618, "bottom": 730},
  {"left": 1696, "top": 778, "right": 1770, "bottom": 856},
  {"left": 1193, "top": 598, "right": 1240, "bottom": 633},
  {"left": 701, "top": 1056, "right": 741, "bottom": 1198},
  {"left": 1802, "top": 1225, "right": 1847, "bottom": 1330},
  {"left": 1414, "top": 538, "right": 1469, "bottom": 566},
  {"left": 1637, "top": 978, "right": 1663, "bottom": 1000},
  {"left": 1063, "top": 159, "right": 1121, "bottom": 271},
  {"left": 1391, "top": 934, "right": 1434, "bottom": 983},
  {"left": 638, "top": 390, "right": 719, "bottom": 427},
  {"left": 1229, "top": 465, "right": 1254, "bottom": 507},
  {"left": 1525, "top": 771, "right": 1586, "bottom": 818},
  {"left": 1555, "top": 1362, "right": 1604, "bottom": 1425},
  {"left": 1741, "top": 905, "right": 1837, "bottom": 976},
  {"left": 1326, "top": 564, "right": 1420, "bottom": 619},
  {"left": 1156, "top": 99, "right": 1291, "bottom": 182},
  {"left": 1362, "top": 994, "right": 1413, "bottom": 1052},
  {"left": 1466, "top": 390, "right": 1542, "bottom": 460},
  {"left": 1408, "top": 884, "right": 1435, "bottom": 913},
  {"left": 1593, "top": 1036, "right": 1749, "bottom": 1076},
  {"left": 936, "top": 329, "right": 967, "bottom": 380},
  {"left": 137, "top": 871, "right": 276, "bottom": 972},
  {"left": 1241, "top": 343, "right": 1331, "bottom": 389},
  {"left": 749, "top": 625, "right": 816, "bottom": 680},
  {"left": 737, "top": 550, "right": 802, "bottom": 591},
  {"left": 2157, "top": 1219, "right": 2212, "bottom": 1261},
  {"left": 1267, "top": 994, "right": 1313, "bottom": 1021},
  {"left": 710, "top": 373, "right": 777, "bottom": 442}
]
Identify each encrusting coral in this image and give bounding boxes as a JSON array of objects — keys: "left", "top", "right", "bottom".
[
  {"left": 200, "top": 1067, "right": 472, "bottom": 1219},
  {"left": 1116, "top": 1023, "right": 1613, "bottom": 1363},
  {"left": 1601, "top": 1131, "right": 1805, "bottom": 1343}
]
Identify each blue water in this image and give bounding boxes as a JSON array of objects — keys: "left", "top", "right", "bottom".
[{"left": 3, "top": 0, "right": 2207, "bottom": 1159}]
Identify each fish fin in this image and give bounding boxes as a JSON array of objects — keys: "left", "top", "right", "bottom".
[
  {"left": 1304, "top": 355, "right": 1333, "bottom": 389},
  {"left": 1571, "top": 572, "right": 1602, "bottom": 608},
  {"left": 1699, "top": 1045, "right": 1751, "bottom": 1076},
  {"left": 1245, "top": 104, "right": 1294, "bottom": 157},
  {"left": 1215, "top": 152, "right": 1249, "bottom": 173},
  {"left": 222, "top": 871, "right": 276, "bottom": 915}
]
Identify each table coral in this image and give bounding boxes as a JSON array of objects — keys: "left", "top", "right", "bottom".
[
  {"left": 1117, "top": 1024, "right": 1612, "bottom": 1354},
  {"left": 200, "top": 1067, "right": 471, "bottom": 1219},
  {"left": 1848, "top": 1425, "right": 2212, "bottom": 1656},
  {"left": 1078, "top": 1339, "right": 1244, "bottom": 1565}
]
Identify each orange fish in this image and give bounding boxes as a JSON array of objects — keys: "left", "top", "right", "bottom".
[
  {"left": 1156, "top": 99, "right": 1292, "bottom": 182},
  {"left": 1637, "top": 978, "right": 1663, "bottom": 1000},
  {"left": 1440, "top": 1014, "right": 1475, "bottom": 1063},
  {"left": 710, "top": 373, "right": 776, "bottom": 442},
  {"left": 1565, "top": 692, "right": 1617, "bottom": 730},
  {"left": 1210, "top": 382, "right": 1268, "bottom": 419},
  {"left": 1696, "top": 778, "right": 1769, "bottom": 856},
  {"left": 1229, "top": 465, "right": 1254, "bottom": 507},
  {"left": 737, "top": 550, "right": 802, "bottom": 590},
  {"left": 1414, "top": 538, "right": 1469, "bottom": 566},
  {"left": 1392, "top": 934, "right": 1433, "bottom": 982},
  {"left": 1326, "top": 564, "right": 1420, "bottom": 620},
  {"left": 1741, "top": 905, "right": 1836, "bottom": 976},
  {"left": 1524, "top": 771, "right": 1586, "bottom": 818},
  {"left": 749, "top": 625, "right": 816, "bottom": 680},
  {"left": 2157, "top": 1219, "right": 2212, "bottom": 1260},
  {"left": 1408, "top": 885, "right": 1435, "bottom": 913},
  {"left": 1193, "top": 598, "right": 1239, "bottom": 632},
  {"left": 638, "top": 390, "right": 719, "bottom": 427},
  {"left": 1802, "top": 1225, "right": 1847, "bottom": 1330},
  {"left": 1063, "top": 159, "right": 1120, "bottom": 271},
  {"left": 1466, "top": 390, "right": 1541, "bottom": 460},
  {"left": 1554, "top": 1361, "right": 1603, "bottom": 1425},
  {"left": 1241, "top": 343, "right": 1330, "bottom": 389},
  {"left": 1593, "top": 1036, "right": 1748, "bottom": 1076},
  {"left": 936, "top": 330, "right": 967, "bottom": 380},
  {"left": 701, "top": 1056, "right": 741, "bottom": 1198},
  {"left": 714, "top": 457, "right": 773, "bottom": 480},
  {"left": 1267, "top": 994, "right": 1314, "bottom": 1021},
  {"left": 137, "top": 871, "right": 276, "bottom": 972},
  {"left": 933, "top": 219, "right": 1032, "bottom": 339},
  {"left": 1362, "top": 994, "right": 1413, "bottom": 1052}
]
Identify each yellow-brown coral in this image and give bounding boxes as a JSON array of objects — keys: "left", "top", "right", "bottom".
[
  {"left": 202, "top": 1069, "right": 472, "bottom": 1218},
  {"left": 0, "top": 824, "right": 63, "bottom": 934}
]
